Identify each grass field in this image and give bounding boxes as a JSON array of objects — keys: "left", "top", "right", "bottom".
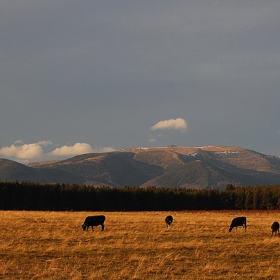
[{"left": 1, "top": 210, "right": 280, "bottom": 279}]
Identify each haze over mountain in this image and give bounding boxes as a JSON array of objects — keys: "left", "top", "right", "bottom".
[{"left": 1, "top": 146, "right": 280, "bottom": 190}]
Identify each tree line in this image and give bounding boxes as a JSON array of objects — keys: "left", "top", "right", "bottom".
[{"left": 1, "top": 181, "right": 280, "bottom": 211}]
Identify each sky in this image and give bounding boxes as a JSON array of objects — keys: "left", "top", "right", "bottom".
[{"left": 1, "top": 1, "right": 280, "bottom": 163}]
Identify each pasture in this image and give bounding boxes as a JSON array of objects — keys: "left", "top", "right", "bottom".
[{"left": 0, "top": 210, "right": 280, "bottom": 279}]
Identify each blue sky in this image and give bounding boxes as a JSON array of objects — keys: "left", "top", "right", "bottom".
[{"left": 1, "top": 1, "right": 280, "bottom": 162}]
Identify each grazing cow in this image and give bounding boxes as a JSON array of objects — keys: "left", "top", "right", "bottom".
[
  {"left": 82, "top": 215, "right": 106, "bottom": 231},
  {"left": 165, "top": 215, "right": 173, "bottom": 228},
  {"left": 271, "top": 221, "right": 279, "bottom": 236},
  {"left": 229, "top": 217, "right": 246, "bottom": 232}
]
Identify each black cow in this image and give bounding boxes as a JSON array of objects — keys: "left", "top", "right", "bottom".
[
  {"left": 229, "top": 217, "right": 246, "bottom": 232},
  {"left": 82, "top": 215, "right": 106, "bottom": 231},
  {"left": 271, "top": 221, "right": 279, "bottom": 236},
  {"left": 165, "top": 215, "right": 173, "bottom": 228}
]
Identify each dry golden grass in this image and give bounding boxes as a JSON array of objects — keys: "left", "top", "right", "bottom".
[{"left": 1, "top": 210, "right": 280, "bottom": 279}]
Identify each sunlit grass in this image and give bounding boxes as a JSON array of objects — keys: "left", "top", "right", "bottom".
[{"left": 0, "top": 210, "right": 280, "bottom": 279}]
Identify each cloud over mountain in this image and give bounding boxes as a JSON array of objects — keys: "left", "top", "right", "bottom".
[
  {"left": 0, "top": 141, "right": 115, "bottom": 162},
  {"left": 0, "top": 141, "right": 52, "bottom": 159},
  {"left": 51, "top": 143, "right": 94, "bottom": 156},
  {"left": 151, "top": 118, "right": 187, "bottom": 132}
]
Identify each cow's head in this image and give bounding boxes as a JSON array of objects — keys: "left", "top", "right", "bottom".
[
  {"left": 82, "top": 224, "right": 86, "bottom": 231},
  {"left": 229, "top": 226, "right": 233, "bottom": 232}
]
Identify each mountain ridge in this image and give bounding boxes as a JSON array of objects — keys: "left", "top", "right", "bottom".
[{"left": 1, "top": 146, "right": 280, "bottom": 189}]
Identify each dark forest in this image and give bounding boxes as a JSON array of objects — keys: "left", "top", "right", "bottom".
[{"left": 1, "top": 182, "right": 280, "bottom": 211}]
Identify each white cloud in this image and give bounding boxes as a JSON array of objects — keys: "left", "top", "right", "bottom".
[
  {"left": 0, "top": 141, "right": 116, "bottom": 162},
  {"left": 51, "top": 143, "right": 94, "bottom": 156},
  {"left": 0, "top": 140, "right": 52, "bottom": 159},
  {"left": 151, "top": 118, "right": 187, "bottom": 132},
  {"left": 51, "top": 144, "right": 115, "bottom": 156}
]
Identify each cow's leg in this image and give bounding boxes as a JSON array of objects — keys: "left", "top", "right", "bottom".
[{"left": 101, "top": 224, "right": 104, "bottom": 231}]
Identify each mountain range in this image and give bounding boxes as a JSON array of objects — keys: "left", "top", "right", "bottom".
[{"left": 1, "top": 146, "right": 280, "bottom": 190}]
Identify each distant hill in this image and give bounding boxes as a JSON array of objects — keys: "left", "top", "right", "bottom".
[
  {"left": 1, "top": 146, "right": 280, "bottom": 189},
  {"left": 0, "top": 158, "right": 84, "bottom": 184}
]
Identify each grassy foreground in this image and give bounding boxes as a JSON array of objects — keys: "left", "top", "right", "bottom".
[{"left": 0, "top": 210, "right": 280, "bottom": 279}]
